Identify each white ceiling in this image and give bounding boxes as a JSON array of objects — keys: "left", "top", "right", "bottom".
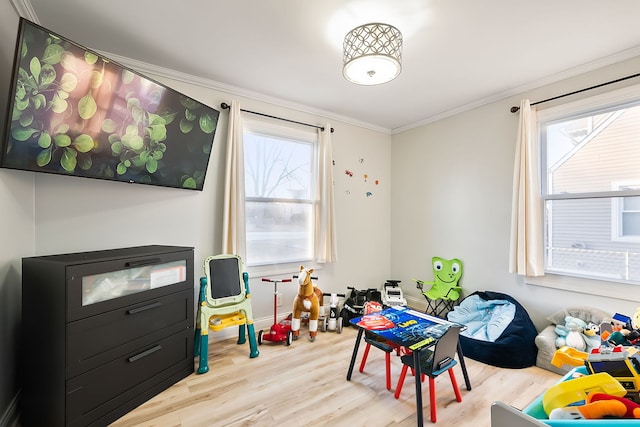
[{"left": 15, "top": 0, "right": 640, "bottom": 132}]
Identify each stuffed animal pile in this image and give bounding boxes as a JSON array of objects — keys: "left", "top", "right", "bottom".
[
  {"left": 545, "top": 307, "right": 640, "bottom": 421},
  {"left": 554, "top": 315, "right": 601, "bottom": 352}
]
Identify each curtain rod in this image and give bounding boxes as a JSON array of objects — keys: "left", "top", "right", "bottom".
[
  {"left": 509, "top": 71, "right": 640, "bottom": 113},
  {"left": 220, "top": 103, "right": 334, "bottom": 132}
]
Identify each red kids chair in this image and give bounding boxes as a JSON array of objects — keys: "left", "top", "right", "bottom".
[{"left": 358, "top": 332, "right": 403, "bottom": 390}]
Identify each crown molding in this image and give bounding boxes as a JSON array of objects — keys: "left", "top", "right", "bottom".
[
  {"left": 393, "top": 45, "right": 640, "bottom": 134},
  {"left": 99, "top": 52, "right": 390, "bottom": 135},
  {"left": 10, "top": 0, "right": 38, "bottom": 22}
]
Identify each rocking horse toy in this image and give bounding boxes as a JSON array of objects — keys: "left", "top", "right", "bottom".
[{"left": 292, "top": 265, "right": 322, "bottom": 341}]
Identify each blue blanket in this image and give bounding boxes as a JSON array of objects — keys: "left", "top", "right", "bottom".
[
  {"left": 447, "top": 295, "right": 516, "bottom": 342},
  {"left": 447, "top": 291, "right": 537, "bottom": 368}
]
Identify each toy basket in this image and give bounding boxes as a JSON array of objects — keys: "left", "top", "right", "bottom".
[{"left": 523, "top": 366, "right": 633, "bottom": 426}]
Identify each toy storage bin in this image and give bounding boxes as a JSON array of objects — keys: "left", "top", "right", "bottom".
[{"left": 523, "top": 367, "right": 634, "bottom": 426}]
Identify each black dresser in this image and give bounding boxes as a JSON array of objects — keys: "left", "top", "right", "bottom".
[{"left": 20, "top": 245, "right": 195, "bottom": 427}]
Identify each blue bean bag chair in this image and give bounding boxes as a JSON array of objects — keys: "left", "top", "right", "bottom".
[{"left": 447, "top": 290, "right": 538, "bottom": 368}]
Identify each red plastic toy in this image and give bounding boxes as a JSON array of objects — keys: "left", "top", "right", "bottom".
[{"left": 258, "top": 277, "right": 294, "bottom": 346}]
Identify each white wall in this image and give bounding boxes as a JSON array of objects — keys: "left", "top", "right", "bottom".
[
  {"left": 391, "top": 56, "right": 640, "bottom": 329},
  {"left": 0, "top": 3, "right": 32, "bottom": 423}
]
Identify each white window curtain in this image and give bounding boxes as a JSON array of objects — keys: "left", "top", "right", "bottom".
[
  {"left": 222, "top": 100, "right": 246, "bottom": 258},
  {"left": 222, "top": 103, "right": 337, "bottom": 264},
  {"left": 315, "top": 124, "right": 337, "bottom": 263},
  {"left": 509, "top": 99, "right": 544, "bottom": 276}
]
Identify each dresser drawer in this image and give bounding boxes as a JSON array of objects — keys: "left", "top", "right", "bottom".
[
  {"left": 66, "top": 329, "right": 193, "bottom": 426},
  {"left": 67, "top": 289, "right": 193, "bottom": 377},
  {"left": 65, "top": 247, "right": 194, "bottom": 322}
]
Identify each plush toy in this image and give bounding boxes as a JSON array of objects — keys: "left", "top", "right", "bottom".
[
  {"left": 605, "top": 311, "right": 640, "bottom": 346},
  {"left": 549, "top": 393, "right": 640, "bottom": 419},
  {"left": 589, "top": 393, "right": 640, "bottom": 418},
  {"left": 608, "top": 328, "right": 640, "bottom": 346},
  {"left": 555, "top": 316, "right": 591, "bottom": 351},
  {"left": 584, "top": 321, "right": 599, "bottom": 336},
  {"left": 584, "top": 322, "right": 602, "bottom": 349},
  {"left": 416, "top": 257, "right": 463, "bottom": 301},
  {"left": 291, "top": 266, "right": 322, "bottom": 342},
  {"left": 633, "top": 307, "right": 640, "bottom": 330}
]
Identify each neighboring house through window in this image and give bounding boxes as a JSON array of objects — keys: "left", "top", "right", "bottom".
[
  {"left": 538, "top": 86, "right": 640, "bottom": 285},
  {"left": 613, "top": 183, "right": 640, "bottom": 241}
]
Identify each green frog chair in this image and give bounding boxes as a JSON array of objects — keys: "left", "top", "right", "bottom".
[{"left": 415, "top": 257, "right": 463, "bottom": 318}]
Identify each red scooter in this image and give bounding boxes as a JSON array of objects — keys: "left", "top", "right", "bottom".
[{"left": 258, "top": 277, "right": 294, "bottom": 346}]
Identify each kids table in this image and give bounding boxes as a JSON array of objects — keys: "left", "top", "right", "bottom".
[{"left": 346, "top": 306, "right": 471, "bottom": 426}]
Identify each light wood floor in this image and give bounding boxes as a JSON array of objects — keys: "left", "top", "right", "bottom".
[{"left": 110, "top": 326, "right": 560, "bottom": 427}]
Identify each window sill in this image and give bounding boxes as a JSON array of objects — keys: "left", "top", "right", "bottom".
[
  {"left": 525, "top": 273, "right": 640, "bottom": 302},
  {"left": 246, "top": 261, "right": 321, "bottom": 279}
]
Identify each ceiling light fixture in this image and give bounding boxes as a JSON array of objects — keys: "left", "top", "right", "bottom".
[{"left": 342, "top": 22, "right": 403, "bottom": 86}]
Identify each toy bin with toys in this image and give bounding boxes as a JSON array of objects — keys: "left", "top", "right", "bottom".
[{"left": 523, "top": 357, "right": 640, "bottom": 425}]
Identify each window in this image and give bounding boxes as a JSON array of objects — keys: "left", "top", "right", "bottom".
[
  {"left": 613, "top": 184, "right": 640, "bottom": 241},
  {"left": 242, "top": 116, "right": 317, "bottom": 267},
  {"left": 538, "top": 86, "right": 640, "bottom": 285}
]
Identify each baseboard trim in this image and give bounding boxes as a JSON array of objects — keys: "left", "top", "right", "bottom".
[
  {"left": 205, "top": 298, "right": 428, "bottom": 344},
  {"left": 405, "top": 295, "right": 426, "bottom": 311},
  {"left": 205, "top": 313, "right": 288, "bottom": 343}
]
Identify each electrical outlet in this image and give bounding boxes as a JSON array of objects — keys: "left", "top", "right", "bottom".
[{"left": 276, "top": 293, "right": 282, "bottom": 306}]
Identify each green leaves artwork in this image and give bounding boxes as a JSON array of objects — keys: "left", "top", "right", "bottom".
[{"left": 2, "top": 19, "right": 219, "bottom": 190}]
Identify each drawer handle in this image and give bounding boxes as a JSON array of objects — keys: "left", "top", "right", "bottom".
[
  {"left": 128, "top": 345, "right": 162, "bottom": 363},
  {"left": 67, "top": 386, "right": 83, "bottom": 395},
  {"left": 127, "top": 301, "right": 162, "bottom": 315},
  {"left": 125, "top": 258, "right": 162, "bottom": 268}
]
